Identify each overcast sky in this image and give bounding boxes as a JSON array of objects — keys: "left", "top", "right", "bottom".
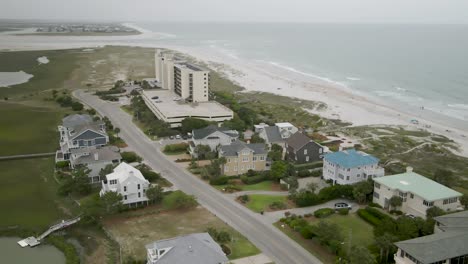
[{"left": 2, "top": 0, "right": 468, "bottom": 24}]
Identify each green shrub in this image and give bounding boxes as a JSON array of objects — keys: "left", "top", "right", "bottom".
[
  {"left": 390, "top": 210, "right": 404, "bottom": 215},
  {"left": 314, "top": 208, "right": 335, "bottom": 218},
  {"left": 288, "top": 218, "right": 309, "bottom": 230},
  {"left": 269, "top": 201, "right": 287, "bottom": 210},
  {"left": 368, "top": 202, "right": 383, "bottom": 208},
  {"left": 365, "top": 206, "right": 392, "bottom": 221},
  {"left": 121, "top": 151, "right": 142, "bottom": 163},
  {"left": 241, "top": 173, "right": 268, "bottom": 184},
  {"left": 55, "top": 160, "right": 70, "bottom": 169},
  {"left": 310, "top": 169, "right": 322, "bottom": 177},
  {"left": 300, "top": 225, "right": 316, "bottom": 239},
  {"left": 357, "top": 209, "right": 381, "bottom": 226},
  {"left": 239, "top": 195, "right": 249, "bottom": 203},
  {"left": 46, "top": 235, "right": 80, "bottom": 264},
  {"left": 209, "top": 176, "right": 229, "bottom": 185},
  {"left": 164, "top": 143, "right": 189, "bottom": 153},
  {"left": 295, "top": 161, "right": 323, "bottom": 171},
  {"left": 297, "top": 170, "right": 311, "bottom": 178},
  {"left": 224, "top": 185, "right": 242, "bottom": 192},
  {"left": 163, "top": 191, "right": 197, "bottom": 209},
  {"left": 338, "top": 208, "right": 349, "bottom": 215}
]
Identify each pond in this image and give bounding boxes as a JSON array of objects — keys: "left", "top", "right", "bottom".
[
  {"left": 0, "top": 237, "right": 65, "bottom": 264},
  {"left": 0, "top": 71, "right": 33, "bottom": 87}
]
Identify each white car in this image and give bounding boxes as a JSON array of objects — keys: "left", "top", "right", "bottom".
[
  {"left": 175, "top": 135, "right": 181, "bottom": 139},
  {"left": 334, "top": 202, "right": 352, "bottom": 210}
]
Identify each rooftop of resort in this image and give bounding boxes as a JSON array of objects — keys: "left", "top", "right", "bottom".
[{"left": 324, "top": 149, "right": 379, "bottom": 168}]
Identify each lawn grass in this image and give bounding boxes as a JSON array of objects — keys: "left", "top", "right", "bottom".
[
  {"left": 0, "top": 103, "right": 68, "bottom": 156},
  {"left": 245, "top": 194, "right": 290, "bottom": 213},
  {"left": 273, "top": 222, "right": 336, "bottom": 264},
  {"left": 0, "top": 157, "right": 65, "bottom": 231},
  {"left": 102, "top": 206, "right": 260, "bottom": 261},
  {"left": 241, "top": 181, "right": 275, "bottom": 191},
  {"left": 310, "top": 213, "right": 375, "bottom": 249}
]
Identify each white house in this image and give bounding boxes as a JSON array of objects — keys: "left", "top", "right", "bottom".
[
  {"left": 189, "top": 125, "right": 238, "bottom": 155},
  {"left": 274, "top": 122, "right": 299, "bottom": 139},
  {"left": 323, "top": 149, "right": 384, "bottom": 185},
  {"left": 100, "top": 162, "right": 150, "bottom": 205},
  {"left": 255, "top": 122, "right": 298, "bottom": 149},
  {"left": 373, "top": 168, "right": 462, "bottom": 218}
]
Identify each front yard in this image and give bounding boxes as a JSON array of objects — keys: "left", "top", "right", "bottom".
[
  {"left": 243, "top": 194, "right": 293, "bottom": 213},
  {"left": 102, "top": 205, "right": 260, "bottom": 261}
]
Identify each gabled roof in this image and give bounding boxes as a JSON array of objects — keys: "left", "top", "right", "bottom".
[
  {"left": 374, "top": 172, "right": 462, "bottom": 201},
  {"left": 192, "top": 125, "right": 238, "bottom": 140},
  {"left": 71, "top": 146, "right": 121, "bottom": 165},
  {"left": 62, "top": 114, "right": 93, "bottom": 128},
  {"left": 263, "top": 126, "right": 283, "bottom": 143},
  {"left": 145, "top": 233, "right": 228, "bottom": 264},
  {"left": 219, "top": 140, "right": 267, "bottom": 157},
  {"left": 324, "top": 149, "right": 379, "bottom": 168},
  {"left": 286, "top": 132, "right": 319, "bottom": 150},
  {"left": 71, "top": 122, "right": 106, "bottom": 139},
  {"left": 395, "top": 231, "right": 468, "bottom": 264},
  {"left": 106, "top": 162, "right": 147, "bottom": 183}
]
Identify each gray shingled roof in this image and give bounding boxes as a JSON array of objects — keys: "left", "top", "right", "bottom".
[
  {"left": 71, "top": 146, "right": 121, "bottom": 165},
  {"left": 219, "top": 140, "right": 267, "bottom": 157},
  {"left": 71, "top": 122, "right": 106, "bottom": 138},
  {"left": 395, "top": 231, "right": 468, "bottom": 264},
  {"left": 145, "top": 233, "right": 228, "bottom": 264},
  {"left": 434, "top": 210, "right": 468, "bottom": 232},
  {"left": 264, "top": 126, "right": 283, "bottom": 143},
  {"left": 192, "top": 125, "right": 238, "bottom": 140},
  {"left": 286, "top": 132, "right": 316, "bottom": 150},
  {"left": 62, "top": 114, "right": 93, "bottom": 128}
]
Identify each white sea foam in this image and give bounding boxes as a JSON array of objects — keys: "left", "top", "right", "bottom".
[
  {"left": 346, "top": 77, "right": 361, "bottom": 81},
  {"left": 37, "top": 56, "right": 49, "bottom": 64},
  {"left": 448, "top": 104, "right": 468, "bottom": 110},
  {"left": 395, "top": 86, "right": 407, "bottom": 92}
]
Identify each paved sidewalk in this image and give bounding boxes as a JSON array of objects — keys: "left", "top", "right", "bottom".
[
  {"left": 227, "top": 190, "right": 289, "bottom": 197},
  {"left": 231, "top": 253, "right": 273, "bottom": 264}
]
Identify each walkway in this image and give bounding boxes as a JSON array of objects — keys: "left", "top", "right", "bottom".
[
  {"left": 231, "top": 253, "right": 273, "bottom": 264},
  {"left": 0, "top": 152, "right": 55, "bottom": 161}
]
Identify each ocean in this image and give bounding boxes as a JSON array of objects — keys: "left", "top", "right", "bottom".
[{"left": 138, "top": 22, "right": 468, "bottom": 123}]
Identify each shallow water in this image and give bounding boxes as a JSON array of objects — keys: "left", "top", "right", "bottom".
[
  {"left": 0, "top": 71, "right": 33, "bottom": 87},
  {"left": 0, "top": 237, "right": 65, "bottom": 264}
]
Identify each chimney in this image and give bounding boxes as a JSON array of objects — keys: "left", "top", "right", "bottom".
[
  {"left": 94, "top": 153, "right": 99, "bottom": 161},
  {"left": 406, "top": 166, "right": 413, "bottom": 173}
]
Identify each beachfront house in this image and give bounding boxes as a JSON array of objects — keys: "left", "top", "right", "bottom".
[
  {"left": 100, "top": 162, "right": 150, "bottom": 206},
  {"left": 69, "top": 146, "right": 122, "bottom": 183},
  {"left": 255, "top": 122, "right": 298, "bottom": 148},
  {"left": 323, "top": 149, "right": 384, "bottom": 185},
  {"left": 146, "top": 233, "right": 228, "bottom": 264},
  {"left": 373, "top": 168, "right": 462, "bottom": 218},
  {"left": 189, "top": 125, "right": 239, "bottom": 156},
  {"left": 56, "top": 114, "right": 108, "bottom": 162},
  {"left": 219, "top": 140, "right": 267, "bottom": 176},
  {"left": 394, "top": 210, "right": 468, "bottom": 264},
  {"left": 275, "top": 122, "right": 299, "bottom": 139},
  {"left": 285, "top": 132, "right": 324, "bottom": 164}
]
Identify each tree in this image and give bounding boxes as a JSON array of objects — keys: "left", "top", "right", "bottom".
[
  {"left": 72, "top": 166, "right": 92, "bottom": 195},
  {"left": 349, "top": 246, "right": 375, "bottom": 264},
  {"left": 194, "top": 145, "right": 214, "bottom": 160},
  {"left": 163, "top": 191, "right": 197, "bottom": 209},
  {"left": 375, "top": 233, "right": 398, "bottom": 263},
  {"left": 222, "top": 115, "right": 246, "bottom": 131},
  {"left": 114, "top": 127, "right": 120, "bottom": 137},
  {"left": 270, "top": 161, "right": 288, "bottom": 180},
  {"left": 268, "top": 144, "right": 283, "bottom": 162},
  {"left": 314, "top": 220, "right": 343, "bottom": 247},
  {"left": 433, "top": 169, "right": 456, "bottom": 187},
  {"left": 181, "top": 118, "right": 212, "bottom": 134},
  {"left": 250, "top": 133, "right": 265, "bottom": 143},
  {"left": 460, "top": 194, "right": 468, "bottom": 209},
  {"left": 426, "top": 206, "right": 445, "bottom": 218},
  {"left": 216, "top": 231, "right": 232, "bottom": 244},
  {"left": 101, "top": 191, "right": 124, "bottom": 214},
  {"left": 389, "top": 196, "right": 403, "bottom": 211},
  {"left": 352, "top": 180, "right": 374, "bottom": 204},
  {"left": 99, "top": 164, "right": 115, "bottom": 180},
  {"left": 71, "top": 101, "right": 84, "bottom": 111},
  {"left": 146, "top": 185, "right": 164, "bottom": 204}
]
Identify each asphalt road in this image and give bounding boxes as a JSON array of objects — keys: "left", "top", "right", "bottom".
[{"left": 74, "top": 90, "right": 322, "bottom": 264}]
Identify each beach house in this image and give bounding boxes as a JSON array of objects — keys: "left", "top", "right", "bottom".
[
  {"left": 394, "top": 210, "right": 468, "bottom": 264},
  {"left": 285, "top": 132, "right": 324, "bottom": 164},
  {"left": 373, "top": 168, "right": 462, "bottom": 218},
  {"left": 189, "top": 125, "right": 239, "bottom": 155},
  {"left": 56, "top": 114, "right": 108, "bottom": 162},
  {"left": 100, "top": 162, "right": 150, "bottom": 206},
  {"left": 219, "top": 140, "right": 267, "bottom": 176},
  {"left": 255, "top": 122, "right": 298, "bottom": 148},
  {"left": 146, "top": 233, "right": 228, "bottom": 264},
  {"left": 323, "top": 149, "right": 384, "bottom": 185},
  {"left": 69, "top": 146, "right": 122, "bottom": 183}
]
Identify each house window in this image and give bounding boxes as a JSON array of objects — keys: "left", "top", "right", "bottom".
[
  {"left": 410, "top": 193, "right": 414, "bottom": 199},
  {"left": 357, "top": 174, "right": 361, "bottom": 178},
  {"left": 423, "top": 200, "right": 434, "bottom": 207},
  {"left": 124, "top": 195, "right": 127, "bottom": 200},
  {"left": 110, "top": 180, "right": 117, "bottom": 185},
  {"left": 243, "top": 156, "right": 249, "bottom": 162},
  {"left": 138, "top": 192, "right": 141, "bottom": 198},
  {"left": 124, "top": 186, "right": 127, "bottom": 192},
  {"left": 373, "top": 192, "right": 380, "bottom": 199},
  {"left": 138, "top": 184, "right": 141, "bottom": 190},
  {"left": 252, "top": 164, "right": 255, "bottom": 169},
  {"left": 304, "top": 149, "right": 307, "bottom": 155},
  {"left": 305, "top": 156, "right": 309, "bottom": 162},
  {"left": 443, "top": 197, "right": 458, "bottom": 205},
  {"left": 347, "top": 168, "right": 350, "bottom": 172},
  {"left": 260, "top": 156, "right": 265, "bottom": 161},
  {"left": 319, "top": 148, "right": 323, "bottom": 154},
  {"left": 375, "top": 183, "right": 380, "bottom": 189},
  {"left": 228, "top": 158, "right": 231, "bottom": 163},
  {"left": 234, "top": 166, "right": 237, "bottom": 171},
  {"left": 346, "top": 176, "right": 350, "bottom": 181},
  {"left": 73, "top": 140, "right": 77, "bottom": 145},
  {"left": 253, "top": 156, "right": 257, "bottom": 161},
  {"left": 225, "top": 166, "right": 229, "bottom": 172}
]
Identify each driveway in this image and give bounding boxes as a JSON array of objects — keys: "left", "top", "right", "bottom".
[{"left": 74, "top": 90, "right": 322, "bottom": 264}]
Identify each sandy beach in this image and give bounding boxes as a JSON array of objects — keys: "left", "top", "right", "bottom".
[{"left": 1, "top": 23, "right": 467, "bottom": 156}]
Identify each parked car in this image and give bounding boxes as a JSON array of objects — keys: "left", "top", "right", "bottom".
[
  {"left": 334, "top": 202, "right": 351, "bottom": 210},
  {"left": 405, "top": 214, "right": 416, "bottom": 219},
  {"left": 151, "top": 96, "right": 159, "bottom": 99},
  {"left": 169, "top": 136, "right": 174, "bottom": 140},
  {"left": 175, "top": 135, "right": 181, "bottom": 139},
  {"left": 182, "top": 135, "right": 188, "bottom": 140}
]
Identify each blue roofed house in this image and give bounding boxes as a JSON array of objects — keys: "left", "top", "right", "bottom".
[
  {"left": 56, "top": 114, "right": 109, "bottom": 162},
  {"left": 323, "top": 149, "right": 384, "bottom": 185}
]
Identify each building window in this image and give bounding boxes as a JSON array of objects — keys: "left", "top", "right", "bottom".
[
  {"left": 319, "top": 148, "right": 323, "bottom": 154},
  {"left": 375, "top": 183, "right": 380, "bottom": 189},
  {"left": 346, "top": 176, "right": 350, "bottom": 181},
  {"left": 373, "top": 192, "right": 380, "bottom": 199},
  {"left": 443, "top": 197, "right": 458, "bottom": 205},
  {"left": 252, "top": 164, "right": 255, "bottom": 169},
  {"left": 138, "top": 184, "right": 141, "bottom": 190},
  {"left": 124, "top": 186, "right": 127, "bottom": 192},
  {"left": 234, "top": 166, "right": 237, "bottom": 171},
  {"left": 253, "top": 156, "right": 257, "bottom": 161},
  {"left": 357, "top": 174, "right": 361, "bottom": 178},
  {"left": 260, "top": 156, "right": 265, "bottom": 161},
  {"left": 243, "top": 157, "right": 249, "bottom": 162},
  {"left": 423, "top": 200, "right": 434, "bottom": 207},
  {"left": 124, "top": 195, "right": 127, "bottom": 200},
  {"left": 347, "top": 168, "right": 350, "bottom": 172},
  {"left": 110, "top": 180, "right": 117, "bottom": 185},
  {"left": 410, "top": 193, "right": 414, "bottom": 199},
  {"left": 305, "top": 156, "right": 309, "bottom": 162},
  {"left": 225, "top": 166, "right": 229, "bottom": 172},
  {"left": 138, "top": 192, "right": 141, "bottom": 198},
  {"left": 228, "top": 158, "right": 231, "bottom": 163},
  {"left": 304, "top": 149, "right": 307, "bottom": 155}
]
